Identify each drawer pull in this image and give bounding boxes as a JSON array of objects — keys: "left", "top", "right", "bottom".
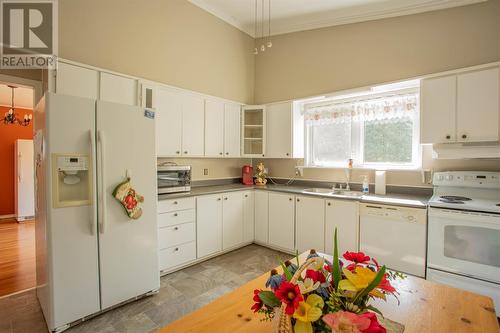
[
  {"left": 173, "top": 213, "right": 178, "bottom": 217},
  {"left": 174, "top": 247, "right": 179, "bottom": 252},
  {"left": 217, "top": 198, "right": 221, "bottom": 201},
  {"left": 445, "top": 135, "right": 451, "bottom": 140},
  {"left": 289, "top": 198, "right": 292, "bottom": 201},
  {"left": 244, "top": 194, "right": 248, "bottom": 198},
  {"left": 173, "top": 201, "right": 178, "bottom": 205},
  {"left": 327, "top": 202, "right": 331, "bottom": 206},
  {"left": 297, "top": 198, "right": 300, "bottom": 202},
  {"left": 174, "top": 226, "right": 179, "bottom": 230},
  {"left": 224, "top": 197, "right": 228, "bottom": 200}
]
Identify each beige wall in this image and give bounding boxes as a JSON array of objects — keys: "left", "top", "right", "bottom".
[
  {"left": 59, "top": 0, "right": 255, "bottom": 104},
  {"left": 158, "top": 158, "right": 251, "bottom": 181},
  {"left": 254, "top": 0, "right": 500, "bottom": 104},
  {"left": 253, "top": 0, "right": 500, "bottom": 187}
]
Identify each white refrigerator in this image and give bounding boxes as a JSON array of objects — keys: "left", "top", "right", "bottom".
[
  {"left": 14, "top": 139, "right": 35, "bottom": 221},
  {"left": 34, "top": 93, "right": 159, "bottom": 332}
]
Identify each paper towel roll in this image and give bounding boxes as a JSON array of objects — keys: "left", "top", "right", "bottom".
[{"left": 375, "top": 170, "right": 386, "bottom": 195}]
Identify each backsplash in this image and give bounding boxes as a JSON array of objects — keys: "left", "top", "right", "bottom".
[{"left": 157, "top": 158, "right": 251, "bottom": 181}]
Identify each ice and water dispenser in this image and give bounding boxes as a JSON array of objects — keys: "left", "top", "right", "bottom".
[{"left": 52, "top": 154, "right": 91, "bottom": 208}]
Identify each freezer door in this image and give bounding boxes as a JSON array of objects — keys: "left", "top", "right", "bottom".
[
  {"left": 96, "top": 101, "right": 159, "bottom": 309},
  {"left": 15, "top": 139, "right": 35, "bottom": 220},
  {"left": 44, "top": 93, "right": 100, "bottom": 329}
]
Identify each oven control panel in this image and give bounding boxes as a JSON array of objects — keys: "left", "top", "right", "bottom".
[{"left": 433, "top": 172, "right": 500, "bottom": 188}]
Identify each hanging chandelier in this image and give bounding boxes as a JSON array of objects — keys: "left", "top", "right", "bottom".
[
  {"left": 253, "top": 0, "right": 272, "bottom": 55},
  {"left": 2, "top": 85, "right": 32, "bottom": 126}
]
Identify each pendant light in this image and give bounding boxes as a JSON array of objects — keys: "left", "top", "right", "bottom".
[
  {"left": 2, "top": 85, "right": 32, "bottom": 126},
  {"left": 253, "top": 0, "right": 272, "bottom": 55}
]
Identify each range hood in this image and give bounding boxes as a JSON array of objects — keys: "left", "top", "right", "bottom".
[{"left": 432, "top": 143, "right": 500, "bottom": 159}]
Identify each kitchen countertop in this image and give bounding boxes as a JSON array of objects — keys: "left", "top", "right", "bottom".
[
  {"left": 157, "top": 251, "right": 500, "bottom": 333},
  {"left": 158, "top": 183, "right": 429, "bottom": 208}
]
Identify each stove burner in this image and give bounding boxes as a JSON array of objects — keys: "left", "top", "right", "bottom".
[{"left": 440, "top": 196, "right": 472, "bottom": 201}]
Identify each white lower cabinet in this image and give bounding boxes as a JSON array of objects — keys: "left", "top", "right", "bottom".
[
  {"left": 222, "top": 192, "right": 244, "bottom": 250},
  {"left": 196, "top": 194, "right": 223, "bottom": 258},
  {"left": 159, "top": 242, "right": 197, "bottom": 272},
  {"left": 296, "top": 196, "right": 325, "bottom": 253},
  {"left": 254, "top": 191, "right": 269, "bottom": 244},
  {"left": 243, "top": 191, "right": 255, "bottom": 243},
  {"left": 325, "top": 200, "right": 359, "bottom": 255},
  {"left": 268, "top": 193, "right": 295, "bottom": 251}
]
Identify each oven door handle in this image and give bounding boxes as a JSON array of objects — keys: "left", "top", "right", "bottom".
[{"left": 158, "top": 176, "right": 183, "bottom": 181}]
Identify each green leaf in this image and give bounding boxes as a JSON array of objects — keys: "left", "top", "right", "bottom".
[
  {"left": 281, "top": 261, "right": 293, "bottom": 281},
  {"left": 259, "top": 290, "right": 281, "bottom": 308},
  {"left": 366, "top": 305, "right": 384, "bottom": 317},
  {"left": 332, "top": 228, "right": 342, "bottom": 291},
  {"left": 353, "top": 266, "right": 386, "bottom": 304}
]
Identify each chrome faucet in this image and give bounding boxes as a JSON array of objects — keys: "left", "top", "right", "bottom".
[{"left": 332, "top": 183, "right": 344, "bottom": 193}]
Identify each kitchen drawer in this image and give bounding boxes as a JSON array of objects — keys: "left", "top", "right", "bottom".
[
  {"left": 159, "top": 241, "right": 196, "bottom": 271},
  {"left": 158, "top": 209, "right": 195, "bottom": 228},
  {"left": 158, "top": 197, "right": 195, "bottom": 213},
  {"left": 158, "top": 222, "right": 196, "bottom": 249}
]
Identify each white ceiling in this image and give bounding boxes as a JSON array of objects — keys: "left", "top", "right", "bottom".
[
  {"left": 0, "top": 84, "right": 34, "bottom": 110},
  {"left": 189, "top": 0, "right": 487, "bottom": 37}
]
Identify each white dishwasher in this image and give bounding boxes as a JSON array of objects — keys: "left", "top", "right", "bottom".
[{"left": 359, "top": 203, "right": 427, "bottom": 277}]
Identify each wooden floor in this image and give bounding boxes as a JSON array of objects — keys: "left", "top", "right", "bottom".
[{"left": 0, "top": 218, "right": 36, "bottom": 297}]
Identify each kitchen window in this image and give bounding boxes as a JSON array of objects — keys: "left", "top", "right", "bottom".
[{"left": 303, "top": 88, "right": 420, "bottom": 169}]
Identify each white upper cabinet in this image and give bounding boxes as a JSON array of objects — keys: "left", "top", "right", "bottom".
[
  {"left": 254, "top": 191, "right": 269, "bottom": 244},
  {"left": 420, "top": 75, "right": 457, "bottom": 144},
  {"left": 196, "top": 194, "right": 223, "bottom": 258},
  {"left": 325, "top": 199, "right": 359, "bottom": 255},
  {"left": 182, "top": 94, "right": 205, "bottom": 157},
  {"left": 156, "top": 87, "right": 182, "bottom": 157},
  {"left": 266, "top": 102, "right": 292, "bottom": 158},
  {"left": 56, "top": 62, "right": 99, "bottom": 100},
  {"left": 457, "top": 68, "right": 500, "bottom": 142},
  {"left": 222, "top": 192, "right": 244, "bottom": 250},
  {"left": 296, "top": 196, "right": 325, "bottom": 253},
  {"left": 242, "top": 106, "right": 266, "bottom": 157},
  {"left": 224, "top": 103, "right": 241, "bottom": 157},
  {"left": 421, "top": 67, "right": 500, "bottom": 144},
  {"left": 99, "top": 72, "right": 138, "bottom": 106},
  {"left": 268, "top": 192, "right": 295, "bottom": 252},
  {"left": 242, "top": 191, "right": 255, "bottom": 243},
  {"left": 204, "top": 99, "right": 225, "bottom": 157}
]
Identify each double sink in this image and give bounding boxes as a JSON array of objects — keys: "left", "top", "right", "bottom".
[{"left": 302, "top": 187, "right": 364, "bottom": 198}]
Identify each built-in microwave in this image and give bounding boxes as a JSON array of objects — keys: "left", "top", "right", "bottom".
[{"left": 157, "top": 165, "right": 191, "bottom": 194}]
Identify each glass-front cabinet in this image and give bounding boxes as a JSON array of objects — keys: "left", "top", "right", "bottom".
[{"left": 242, "top": 105, "right": 266, "bottom": 157}]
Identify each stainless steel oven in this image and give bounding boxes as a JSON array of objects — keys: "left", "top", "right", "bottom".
[{"left": 157, "top": 165, "right": 191, "bottom": 194}]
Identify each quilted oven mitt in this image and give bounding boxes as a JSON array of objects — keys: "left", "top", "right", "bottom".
[{"left": 112, "top": 178, "right": 144, "bottom": 219}]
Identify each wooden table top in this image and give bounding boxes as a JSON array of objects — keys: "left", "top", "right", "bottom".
[{"left": 157, "top": 252, "right": 499, "bottom": 333}]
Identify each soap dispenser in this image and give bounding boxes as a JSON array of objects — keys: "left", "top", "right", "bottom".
[{"left": 362, "top": 175, "right": 369, "bottom": 194}]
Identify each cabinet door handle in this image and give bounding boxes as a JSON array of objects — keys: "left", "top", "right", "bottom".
[
  {"left": 224, "top": 197, "right": 228, "bottom": 200},
  {"left": 297, "top": 198, "right": 300, "bottom": 202},
  {"left": 173, "top": 213, "right": 178, "bottom": 217},
  {"left": 262, "top": 154, "right": 265, "bottom": 157},
  {"left": 327, "top": 202, "right": 331, "bottom": 206},
  {"left": 289, "top": 198, "right": 292, "bottom": 201},
  {"left": 445, "top": 135, "right": 451, "bottom": 140},
  {"left": 286, "top": 153, "right": 289, "bottom": 156},
  {"left": 225, "top": 152, "right": 229, "bottom": 155},
  {"left": 174, "top": 226, "right": 179, "bottom": 230},
  {"left": 217, "top": 198, "right": 221, "bottom": 201},
  {"left": 244, "top": 194, "right": 248, "bottom": 198},
  {"left": 176, "top": 151, "right": 180, "bottom": 154},
  {"left": 219, "top": 152, "right": 223, "bottom": 155},
  {"left": 462, "top": 134, "right": 467, "bottom": 139},
  {"left": 174, "top": 247, "right": 179, "bottom": 252},
  {"left": 173, "top": 201, "right": 178, "bottom": 205},
  {"left": 184, "top": 151, "right": 188, "bottom": 154}
]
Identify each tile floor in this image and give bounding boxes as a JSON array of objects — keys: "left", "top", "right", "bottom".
[{"left": 0, "top": 244, "right": 291, "bottom": 333}]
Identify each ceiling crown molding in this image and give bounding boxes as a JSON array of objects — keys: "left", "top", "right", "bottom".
[{"left": 189, "top": 0, "right": 488, "bottom": 38}]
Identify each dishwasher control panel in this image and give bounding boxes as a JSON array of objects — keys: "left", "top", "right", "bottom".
[{"left": 360, "top": 204, "right": 427, "bottom": 224}]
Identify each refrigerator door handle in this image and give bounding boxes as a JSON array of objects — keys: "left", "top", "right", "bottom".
[
  {"left": 98, "top": 130, "right": 106, "bottom": 234},
  {"left": 89, "top": 130, "right": 97, "bottom": 235}
]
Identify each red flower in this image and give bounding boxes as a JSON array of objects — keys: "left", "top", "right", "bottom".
[
  {"left": 274, "top": 282, "right": 303, "bottom": 315},
  {"left": 343, "top": 251, "right": 371, "bottom": 264},
  {"left": 378, "top": 274, "right": 396, "bottom": 294},
  {"left": 345, "top": 263, "right": 358, "bottom": 271},
  {"left": 323, "top": 264, "right": 331, "bottom": 273},
  {"left": 305, "top": 269, "right": 326, "bottom": 284},
  {"left": 360, "top": 312, "right": 387, "bottom": 333},
  {"left": 251, "top": 289, "right": 263, "bottom": 312}
]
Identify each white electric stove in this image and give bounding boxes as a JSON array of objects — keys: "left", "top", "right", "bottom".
[{"left": 427, "top": 171, "right": 500, "bottom": 316}]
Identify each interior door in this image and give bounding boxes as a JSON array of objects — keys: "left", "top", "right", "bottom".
[
  {"left": 457, "top": 68, "right": 500, "bottom": 142},
  {"left": 156, "top": 88, "right": 182, "bottom": 156},
  {"left": 204, "top": 99, "right": 224, "bottom": 157},
  {"left": 224, "top": 103, "right": 241, "bottom": 157},
  {"left": 96, "top": 101, "right": 159, "bottom": 309}
]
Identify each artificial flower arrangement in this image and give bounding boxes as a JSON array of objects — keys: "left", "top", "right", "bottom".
[{"left": 251, "top": 230, "right": 405, "bottom": 333}]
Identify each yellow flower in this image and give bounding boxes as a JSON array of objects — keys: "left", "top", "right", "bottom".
[
  {"left": 297, "top": 278, "right": 320, "bottom": 294},
  {"left": 293, "top": 294, "right": 324, "bottom": 333},
  {"left": 338, "top": 267, "right": 386, "bottom": 300}
]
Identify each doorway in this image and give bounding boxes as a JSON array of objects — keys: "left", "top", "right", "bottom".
[{"left": 0, "top": 75, "right": 39, "bottom": 297}]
